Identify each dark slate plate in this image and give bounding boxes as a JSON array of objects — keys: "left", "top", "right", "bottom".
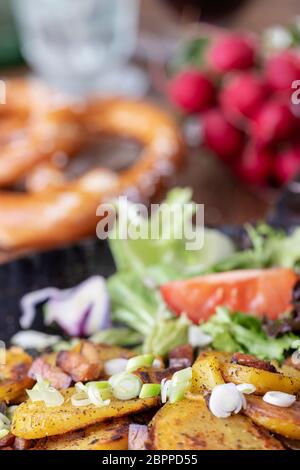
[{"left": 0, "top": 238, "right": 115, "bottom": 343}]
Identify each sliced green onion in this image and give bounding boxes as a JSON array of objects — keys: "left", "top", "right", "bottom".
[
  {"left": 71, "top": 383, "right": 91, "bottom": 407},
  {"left": 160, "top": 368, "right": 193, "bottom": 404},
  {"left": 71, "top": 393, "right": 91, "bottom": 407},
  {"left": 104, "top": 358, "right": 128, "bottom": 376},
  {"left": 0, "top": 429, "right": 9, "bottom": 439},
  {"left": 0, "top": 412, "right": 10, "bottom": 428},
  {"left": 139, "top": 383, "right": 161, "bottom": 399},
  {"left": 86, "top": 381, "right": 112, "bottom": 404},
  {"left": 172, "top": 367, "right": 192, "bottom": 386},
  {"left": 6, "top": 406, "right": 18, "bottom": 422},
  {"left": 71, "top": 381, "right": 111, "bottom": 407},
  {"left": 26, "top": 375, "right": 64, "bottom": 408},
  {"left": 168, "top": 382, "right": 190, "bottom": 404},
  {"left": 126, "top": 354, "right": 154, "bottom": 373},
  {"left": 109, "top": 373, "right": 142, "bottom": 400}
]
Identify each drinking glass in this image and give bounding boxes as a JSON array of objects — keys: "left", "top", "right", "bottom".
[{"left": 12, "top": 0, "right": 146, "bottom": 96}]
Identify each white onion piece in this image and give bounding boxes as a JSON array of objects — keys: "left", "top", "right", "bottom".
[
  {"left": 209, "top": 383, "right": 246, "bottom": 418},
  {"left": 104, "top": 358, "right": 128, "bottom": 376},
  {"left": 161, "top": 378, "right": 171, "bottom": 404},
  {"left": 188, "top": 326, "right": 212, "bottom": 348},
  {"left": 11, "top": 330, "right": 61, "bottom": 351},
  {"left": 263, "top": 391, "right": 296, "bottom": 408},
  {"left": 20, "top": 287, "right": 60, "bottom": 329},
  {"left": 236, "top": 383, "right": 256, "bottom": 395}
]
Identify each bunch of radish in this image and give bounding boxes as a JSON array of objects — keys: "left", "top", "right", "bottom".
[{"left": 168, "top": 32, "right": 300, "bottom": 186}]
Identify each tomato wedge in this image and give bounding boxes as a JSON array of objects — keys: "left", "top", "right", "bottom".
[{"left": 160, "top": 268, "right": 298, "bottom": 323}]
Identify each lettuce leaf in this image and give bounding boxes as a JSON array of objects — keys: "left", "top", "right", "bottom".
[
  {"left": 200, "top": 307, "right": 298, "bottom": 361},
  {"left": 108, "top": 187, "right": 234, "bottom": 283},
  {"left": 212, "top": 224, "right": 300, "bottom": 272}
]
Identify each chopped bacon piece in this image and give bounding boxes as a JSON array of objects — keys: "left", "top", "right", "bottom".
[
  {"left": 56, "top": 351, "right": 101, "bottom": 383},
  {"left": 0, "top": 433, "right": 15, "bottom": 448},
  {"left": 169, "top": 344, "right": 193, "bottom": 369},
  {"left": 284, "top": 356, "right": 300, "bottom": 371},
  {"left": 231, "top": 352, "right": 277, "bottom": 373},
  {"left": 14, "top": 438, "right": 33, "bottom": 450},
  {"left": 128, "top": 424, "right": 149, "bottom": 450},
  {"left": 133, "top": 367, "right": 181, "bottom": 384},
  {"left": 28, "top": 357, "right": 72, "bottom": 389}
]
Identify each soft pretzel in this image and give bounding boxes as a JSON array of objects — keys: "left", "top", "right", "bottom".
[
  {"left": 0, "top": 98, "right": 184, "bottom": 252},
  {"left": 0, "top": 79, "right": 84, "bottom": 187}
]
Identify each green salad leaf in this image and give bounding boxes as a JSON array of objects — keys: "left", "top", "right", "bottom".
[
  {"left": 90, "top": 328, "right": 143, "bottom": 347},
  {"left": 143, "top": 315, "right": 190, "bottom": 357},
  {"left": 212, "top": 224, "right": 300, "bottom": 272},
  {"left": 200, "top": 307, "right": 298, "bottom": 362},
  {"left": 109, "top": 187, "right": 234, "bottom": 283}
]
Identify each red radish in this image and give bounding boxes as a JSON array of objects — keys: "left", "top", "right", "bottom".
[
  {"left": 273, "top": 146, "right": 300, "bottom": 184},
  {"left": 202, "top": 109, "right": 244, "bottom": 161},
  {"left": 235, "top": 145, "right": 272, "bottom": 185},
  {"left": 265, "top": 52, "right": 300, "bottom": 91},
  {"left": 161, "top": 268, "right": 298, "bottom": 323},
  {"left": 220, "top": 72, "right": 269, "bottom": 121},
  {"left": 208, "top": 34, "right": 255, "bottom": 72},
  {"left": 168, "top": 69, "right": 215, "bottom": 113},
  {"left": 252, "top": 100, "right": 297, "bottom": 144}
]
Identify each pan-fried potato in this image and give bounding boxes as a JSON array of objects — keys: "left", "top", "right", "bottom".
[
  {"left": 192, "top": 352, "right": 300, "bottom": 396},
  {"left": 148, "top": 397, "right": 283, "bottom": 450},
  {"left": 192, "top": 352, "right": 227, "bottom": 391},
  {"left": 0, "top": 348, "right": 34, "bottom": 404},
  {"left": 12, "top": 388, "right": 159, "bottom": 439},
  {"left": 96, "top": 344, "right": 135, "bottom": 362},
  {"left": 245, "top": 395, "right": 300, "bottom": 440},
  {"left": 222, "top": 362, "right": 300, "bottom": 395},
  {"left": 33, "top": 418, "right": 130, "bottom": 450},
  {"left": 279, "top": 364, "right": 300, "bottom": 382}
]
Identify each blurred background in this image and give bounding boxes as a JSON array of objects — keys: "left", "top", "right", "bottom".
[{"left": 1, "top": 0, "right": 300, "bottom": 228}]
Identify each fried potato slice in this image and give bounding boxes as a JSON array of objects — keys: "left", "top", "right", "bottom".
[
  {"left": 192, "top": 352, "right": 228, "bottom": 392},
  {"left": 222, "top": 362, "right": 300, "bottom": 395},
  {"left": 245, "top": 395, "right": 300, "bottom": 440},
  {"left": 12, "top": 388, "right": 159, "bottom": 439},
  {"left": 148, "top": 397, "right": 283, "bottom": 450},
  {"left": 96, "top": 344, "right": 135, "bottom": 362},
  {"left": 33, "top": 418, "right": 130, "bottom": 450},
  {"left": 0, "top": 348, "right": 34, "bottom": 404}
]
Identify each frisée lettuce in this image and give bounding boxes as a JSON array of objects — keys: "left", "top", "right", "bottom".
[{"left": 200, "top": 307, "right": 298, "bottom": 362}]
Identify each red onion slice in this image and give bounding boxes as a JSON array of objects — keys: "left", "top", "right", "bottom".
[
  {"left": 20, "top": 276, "right": 111, "bottom": 337},
  {"left": 20, "top": 288, "right": 60, "bottom": 329}
]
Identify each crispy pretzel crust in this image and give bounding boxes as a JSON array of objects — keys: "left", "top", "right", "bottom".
[{"left": 0, "top": 84, "right": 184, "bottom": 252}]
